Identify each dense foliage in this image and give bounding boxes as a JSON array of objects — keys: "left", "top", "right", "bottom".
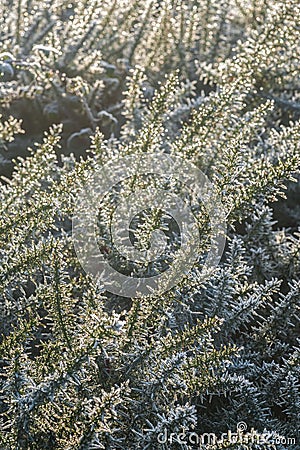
[{"left": 0, "top": 1, "right": 299, "bottom": 449}]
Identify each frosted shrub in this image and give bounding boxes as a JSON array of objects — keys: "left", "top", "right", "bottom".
[{"left": 0, "top": 1, "right": 300, "bottom": 449}]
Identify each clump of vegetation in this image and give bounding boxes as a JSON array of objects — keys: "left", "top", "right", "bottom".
[{"left": 0, "top": 1, "right": 299, "bottom": 449}]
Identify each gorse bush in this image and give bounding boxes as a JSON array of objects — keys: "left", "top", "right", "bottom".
[
  {"left": 1, "top": 0, "right": 298, "bottom": 145},
  {"left": 0, "top": 1, "right": 300, "bottom": 449}
]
